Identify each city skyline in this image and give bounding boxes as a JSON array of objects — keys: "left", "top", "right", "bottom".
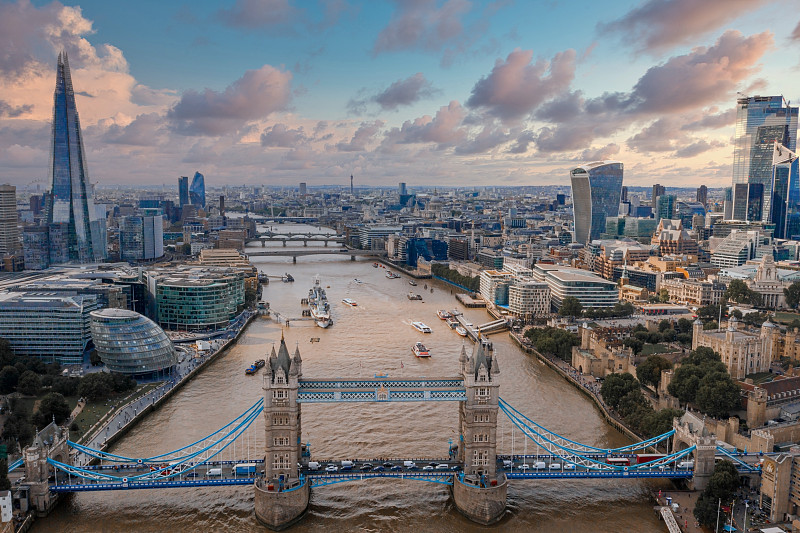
[{"left": 0, "top": 0, "right": 799, "bottom": 188}]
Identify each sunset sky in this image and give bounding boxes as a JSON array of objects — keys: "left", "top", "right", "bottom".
[{"left": 1, "top": 0, "right": 799, "bottom": 189}]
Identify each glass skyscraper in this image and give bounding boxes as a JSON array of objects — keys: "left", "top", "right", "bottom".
[
  {"left": 731, "top": 95, "right": 798, "bottom": 222},
  {"left": 570, "top": 161, "right": 624, "bottom": 244},
  {"left": 46, "top": 52, "right": 106, "bottom": 263},
  {"left": 190, "top": 171, "right": 206, "bottom": 207},
  {"left": 772, "top": 142, "right": 800, "bottom": 239},
  {"left": 178, "top": 176, "right": 189, "bottom": 207}
]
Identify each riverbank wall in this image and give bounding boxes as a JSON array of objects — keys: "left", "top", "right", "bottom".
[
  {"left": 509, "top": 331, "right": 643, "bottom": 444},
  {"left": 90, "top": 311, "right": 259, "bottom": 452}
]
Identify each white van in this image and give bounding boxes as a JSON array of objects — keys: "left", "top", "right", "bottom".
[
  {"left": 308, "top": 461, "right": 321, "bottom": 471},
  {"left": 207, "top": 468, "right": 222, "bottom": 476},
  {"left": 549, "top": 463, "right": 562, "bottom": 470},
  {"left": 502, "top": 460, "right": 512, "bottom": 469},
  {"left": 533, "top": 461, "right": 546, "bottom": 470},
  {"left": 403, "top": 461, "right": 417, "bottom": 469},
  {"left": 341, "top": 460, "right": 355, "bottom": 470},
  {"left": 677, "top": 461, "right": 694, "bottom": 469}
]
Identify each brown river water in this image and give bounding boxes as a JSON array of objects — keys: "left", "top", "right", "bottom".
[{"left": 35, "top": 224, "right": 670, "bottom": 532}]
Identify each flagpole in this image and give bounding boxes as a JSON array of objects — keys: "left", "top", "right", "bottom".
[{"left": 716, "top": 498, "right": 720, "bottom": 533}]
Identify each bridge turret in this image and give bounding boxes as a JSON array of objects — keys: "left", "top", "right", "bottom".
[
  {"left": 255, "top": 332, "right": 309, "bottom": 528},
  {"left": 453, "top": 338, "right": 507, "bottom": 525}
]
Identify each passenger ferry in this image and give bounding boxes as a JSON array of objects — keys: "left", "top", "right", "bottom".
[
  {"left": 342, "top": 298, "right": 357, "bottom": 307},
  {"left": 445, "top": 318, "right": 459, "bottom": 329},
  {"left": 436, "top": 310, "right": 451, "bottom": 320},
  {"left": 455, "top": 326, "right": 468, "bottom": 337},
  {"left": 412, "top": 342, "right": 430, "bottom": 358},
  {"left": 411, "top": 321, "right": 432, "bottom": 333}
]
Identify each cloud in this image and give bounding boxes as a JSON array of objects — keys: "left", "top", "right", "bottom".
[
  {"left": 260, "top": 123, "right": 308, "bottom": 147},
  {"left": 466, "top": 48, "right": 576, "bottom": 123},
  {"left": 681, "top": 108, "right": 736, "bottom": 131},
  {"left": 347, "top": 73, "right": 438, "bottom": 114},
  {"left": 103, "top": 113, "right": 166, "bottom": 146},
  {"left": 217, "top": 0, "right": 298, "bottom": 29},
  {"left": 507, "top": 130, "right": 535, "bottom": 154},
  {"left": 673, "top": 139, "right": 724, "bottom": 158},
  {"left": 599, "top": 0, "right": 769, "bottom": 53},
  {"left": 579, "top": 143, "right": 620, "bottom": 161},
  {"left": 627, "top": 117, "right": 725, "bottom": 158},
  {"left": 792, "top": 20, "right": 800, "bottom": 41},
  {"left": 335, "top": 120, "right": 384, "bottom": 152},
  {"left": 373, "top": 0, "right": 471, "bottom": 55},
  {"left": 381, "top": 101, "right": 467, "bottom": 150},
  {"left": 454, "top": 124, "right": 515, "bottom": 154},
  {"left": 167, "top": 65, "right": 292, "bottom": 136},
  {"left": 0, "top": 100, "right": 32, "bottom": 118}
]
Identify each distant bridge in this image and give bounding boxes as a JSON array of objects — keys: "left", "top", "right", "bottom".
[
  {"left": 246, "top": 232, "right": 346, "bottom": 247},
  {"left": 246, "top": 249, "right": 381, "bottom": 262}
]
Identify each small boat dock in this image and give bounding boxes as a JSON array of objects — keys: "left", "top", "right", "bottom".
[{"left": 456, "top": 294, "right": 486, "bottom": 308}]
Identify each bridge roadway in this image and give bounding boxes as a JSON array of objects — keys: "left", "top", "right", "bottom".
[{"left": 245, "top": 249, "right": 378, "bottom": 258}]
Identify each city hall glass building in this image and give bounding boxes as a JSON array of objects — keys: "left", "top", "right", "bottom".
[
  {"left": 570, "top": 161, "right": 624, "bottom": 244},
  {"left": 731, "top": 96, "right": 798, "bottom": 222},
  {"left": 90, "top": 309, "right": 177, "bottom": 377},
  {"left": 46, "top": 52, "right": 106, "bottom": 263}
]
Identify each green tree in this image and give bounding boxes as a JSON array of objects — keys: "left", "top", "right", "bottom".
[
  {"left": 658, "top": 319, "right": 672, "bottom": 333},
  {"left": 694, "top": 460, "right": 741, "bottom": 529},
  {"left": 0, "top": 458, "right": 10, "bottom": 491},
  {"left": 623, "top": 337, "right": 644, "bottom": 355},
  {"left": 77, "top": 372, "right": 113, "bottom": 401},
  {"left": 558, "top": 296, "right": 583, "bottom": 318},
  {"left": 524, "top": 327, "right": 580, "bottom": 361},
  {"left": 0, "top": 366, "right": 19, "bottom": 394},
  {"left": 599, "top": 373, "right": 639, "bottom": 409},
  {"left": 636, "top": 355, "right": 673, "bottom": 388},
  {"left": 695, "top": 372, "right": 741, "bottom": 418},
  {"left": 785, "top": 281, "right": 800, "bottom": 309},
  {"left": 17, "top": 370, "right": 41, "bottom": 396},
  {"left": 33, "top": 392, "right": 71, "bottom": 427},
  {"left": 676, "top": 318, "right": 693, "bottom": 334},
  {"left": 0, "top": 338, "right": 14, "bottom": 368},
  {"left": 51, "top": 376, "right": 79, "bottom": 397},
  {"left": 703, "top": 320, "right": 718, "bottom": 331},
  {"left": 640, "top": 408, "right": 684, "bottom": 438},
  {"left": 657, "top": 288, "right": 670, "bottom": 303}
]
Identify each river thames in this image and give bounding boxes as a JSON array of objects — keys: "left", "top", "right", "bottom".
[{"left": 35, "top": 224, "right": 670, "bottom": 532}]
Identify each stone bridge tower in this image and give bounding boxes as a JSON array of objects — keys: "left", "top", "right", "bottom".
[
  {"left": 254, "top": 334, "right": 310, "bottom": 529},
  {"left": 453, "top": 340, "right": 507, "bottom": 525},
  {"left": 23, "top": 422, "right": 68, "bottom": 515},
  {"left": 672, "top": 412, "right": 717, "bottom": 490}
]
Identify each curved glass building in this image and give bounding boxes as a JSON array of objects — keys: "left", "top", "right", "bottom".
[
  {"left": 570, "top": 161, "right": 624, "bottom": 244},
  {"left": 189, "top": 171, "right": 206, "bottom": 208},
  {"left": 90, "top": 309, "right": 177, "bottom": 377}
]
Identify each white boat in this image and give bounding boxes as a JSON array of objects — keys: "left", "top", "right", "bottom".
[
  {"left": 342, "top": 298, "right": 357, "bottom": 307},
  {"left": 455, "top": 326, "right": 468, "bottom": 337},
  {"left": 308, "top": 278, "right": 332, "bottom": 328},
  {"left": 353, "top": 278, "right": 363, "bottom": 284},
  {"left": 411, "top": 321, "right": 432, "bottom": 333},
  {"left": 408, "top": 280, "right": 417, "bottom": 286},
  {"left": 412, "top": 342, "right": 430, "bottom": 358},
  {"left": 437, "top": 310, "right": 451, "bottom": 320}
]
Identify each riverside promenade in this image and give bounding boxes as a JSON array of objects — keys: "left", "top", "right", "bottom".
[{"left": 74, "top": 310, "right": 257, "bottom": 465}]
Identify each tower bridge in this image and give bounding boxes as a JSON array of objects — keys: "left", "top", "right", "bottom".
[{"left": 13, "top": 336, "right": 766, "bottom": 528}]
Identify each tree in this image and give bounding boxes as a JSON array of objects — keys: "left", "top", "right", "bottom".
[
  {"left": 640, "top": 408, "right": 683, "bottom": 438},
  {"left": 524, "top": 327, "right": 580, "bottom": 361},
  {"left": 51, "top": 376, "right": 79, "bottom": 397},
  {"left": 725, "top": 280, "right": 762, "bottom": 307},
  {"left": 658, "top": 319, "right": 672, "bottom": 333},
  {"left": 0, "top": 366, "right": 19, "bottom": 395},
  {"left": 695, "top": 372, "right": 741, "bottom": 418},
  {"left": 558, "top": 296, "right": 583, "bottom": 318},
  {"left": 0, "top": 458, "right": 10, "bottom": 491},
  {"left": 636, "top": 355, "right": 673, "bottom": 388},
  {"left": 623, "top": 337, "right": 644, "bottom": 355},
  {"left": 600, "top": 373, "right": 639, "bottom": 409},
  {"left": 0, "top": 338, "right": 14, "bottom": 368},
  {"left": 694, "top": 460, "right": 741, "bottom": 529},
  {"left": 245, "top": 287, "right": 258, "bottom": 306},
  {"left": 676, "top": 318, "right": 693, "bottom": 334},
  {"left": 657, "top": 288, "right": 670, "bottom": 303},
  {"left": 33, "top": 392, "right": 71, "bottom": 427},
  {"left": 785, "top": 281, "right": 800, "bottom": 309},
  {"left": 77, "top": 373, "right": 113, "bottom": 401},
  {"left": 703, "top": 321, "right": 718, "bottom": 331},
  {"left": 17, "top": 370, "right": 41, "bottom": 396}
]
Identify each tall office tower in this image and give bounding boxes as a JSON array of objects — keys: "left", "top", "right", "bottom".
[
  {"left": 569, "top": 161, "right": 624, "bottom": 244},
  {"left": 651, "top": 184, "right": 665, "bottom": 209},
  {"left": 620, "top": 186, "right": 628, "bottom": 203},
  {"left": 696, "top": 185, "right": 708, "bottom": 206},
  {"left": 656, "top": 195, "right": 676, "bottom": 221},
  {"left": 350, "top": 174, "right": 354, "bottom": 195},
  {"left": 178, "top": 176, "right": 189, "bottom": 207},
  {"left": 771, "top": 142, "right": 800, "bottom": 239},
  {"left": 731, "top": 95, "right": 798, "bottom": 221},
  {"left": 399, "top": 182, "right": 407, "bottom": 196},
  {"left": 0, "top": 185, "right": 19, "bottom": 255},
  {"left": 189, "top": 171, "right": 206, "bottom": 207},
  {"left": 46, "top": 52, "right": 106, "bottom": 263},
  {"left": 219, "top": 195, "right": 225, "bottom": 217},
  {"left": 299, "top": 182, "right": 307, "bottom": 196},
  {"left": 120, "top": 214, "right": 164, "bottom": 262},
  {"left": 723, "top": 187, "right": 733, "bottom": 219},
  {"left": 556, "top": 193, "right": 566, "bottom": 205}
]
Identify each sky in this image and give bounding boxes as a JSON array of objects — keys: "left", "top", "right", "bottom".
[{"left": 1, "top": 0, "right": 799, "bottom": 190}]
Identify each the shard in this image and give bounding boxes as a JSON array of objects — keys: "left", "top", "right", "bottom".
[{"left": 47, "top": 51, "right": 106, "bottom": 263}]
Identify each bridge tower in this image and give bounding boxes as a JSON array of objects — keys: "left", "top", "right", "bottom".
[
  {"left": 672, "top": 412, "right": 717, "bottom": 491},
  {"left": 254, "top": 334, "right": 310, "bottom": 529},
  {"left": 452, "top": 341, "right": 507, "bottom": 525},
  {"left": 23, "top": 422, "right": 68, "bottom": 516}
]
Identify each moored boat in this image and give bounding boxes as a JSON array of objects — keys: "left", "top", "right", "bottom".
[
  {"left": 407, "top": 292, "right": 423, "bottom": 300},
  {"left": 455, "top": 326, "right": 468, "bottom": 337},
  {"left": 308, "top": 277, "right": 332, "bottom": 328},
  {"left": 411, "top": 321, "right": 432, "bottom": 333},
  {"left": 412, "top": 342, "right": 430, "bottom": 358},
  {"left": 408, "top": 280, "right": 417, "bottom": 286},
  {"left": 437, "top": 309, "right": 451, "bottom": 320}
]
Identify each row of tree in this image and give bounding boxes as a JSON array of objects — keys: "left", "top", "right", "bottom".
[
  {"left": 558, "top": 298, "right": 635, "bottom": 319},
  {"left": 523, "top": 327, "right": 580, "bottom": 362},
  {"left": 599, "top": 373, "right": 683, "bottom": 438},
  {"left": 430, "top": 264, "right": 480, "bottom": 292}
]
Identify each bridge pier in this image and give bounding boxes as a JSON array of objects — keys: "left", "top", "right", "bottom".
[
  {"left": 254, "top": 479, "right": 310, "bottom": 530},
  {"left": 452, "top": 474, "right": 508, "bottom": 525},
  {"left": 324, "top": 240, "right": 328, "bottom": 247},
  {"left": 303, "top": 240, "right": 307, "bottom": 247},
  {"left": 293, "top": 256, "right": 297, "bottom": 264},
  {"left": 282, "top": 240, "right": 287, "bottom": 247}
]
